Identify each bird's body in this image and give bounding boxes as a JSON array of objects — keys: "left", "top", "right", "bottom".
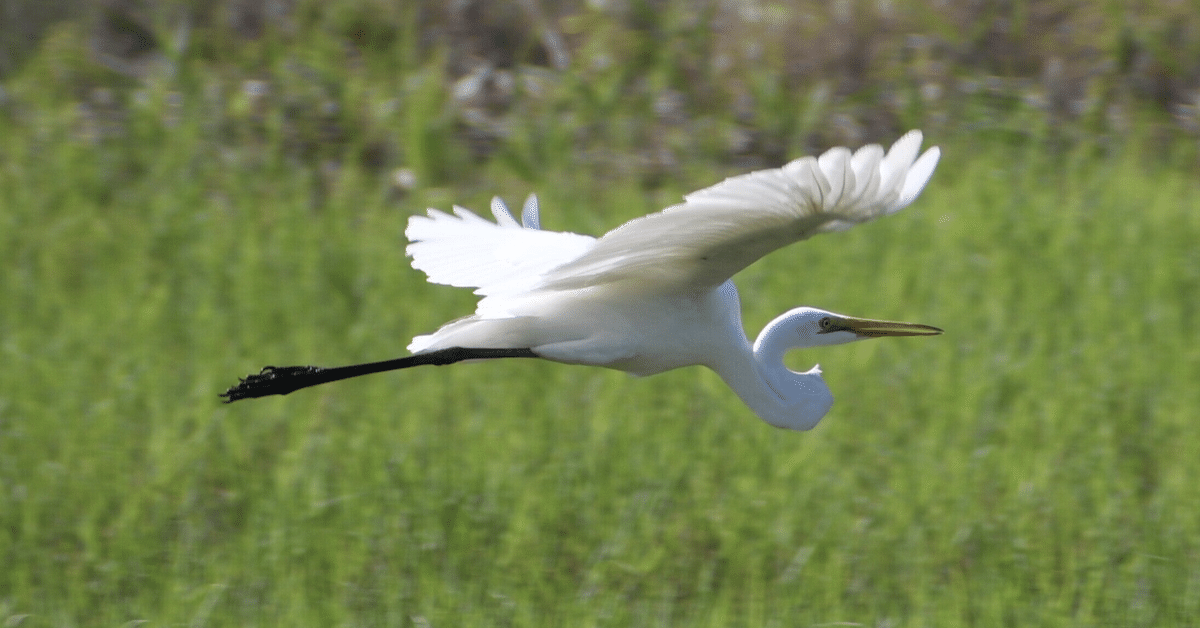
[
  {"left": 407, "top": 274, "right": 742, "bottom": 377},
  {"left": 223, "top": 130, "right": 943, "bottom": 430}
]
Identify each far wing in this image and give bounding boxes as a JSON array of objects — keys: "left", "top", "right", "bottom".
[
  {"left": 540, "top": 130, "right": 940, "bottom": 293},
  {"left": 406, "top": 194, "right": 594, "bottom": 298}
]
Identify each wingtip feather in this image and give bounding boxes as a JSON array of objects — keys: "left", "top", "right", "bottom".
[
  {"left": 521, "top": 194, "right": 541, "bottom": 229},
  {"left": 491, "top": 197, "right": 520, "bottom": 227},
  {"left": 894, "top": 145, "right": 940, "bottom": 211},
  {"left": 817, "top": 146, "right": 853, "bottom": 209}
]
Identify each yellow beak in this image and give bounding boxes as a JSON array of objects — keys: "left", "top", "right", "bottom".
[{"left": 833, "top": 316, "right": 944, "bottom": 338}]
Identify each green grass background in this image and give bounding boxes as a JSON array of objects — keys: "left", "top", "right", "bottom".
[{"left": 3, "top": 3, "right": 1200, "bottom": 626}]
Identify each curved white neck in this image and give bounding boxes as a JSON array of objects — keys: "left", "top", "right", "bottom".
[{"left": 710, "top": 320, "right": 833, "bottom": 431}]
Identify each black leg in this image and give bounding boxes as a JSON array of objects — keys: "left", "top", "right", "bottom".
[{"left": 220, "top": 347, "right": 540, "bottom": 402}]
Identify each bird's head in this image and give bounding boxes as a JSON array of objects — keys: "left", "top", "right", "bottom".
[
  {"left": 744, "top": 308, "right": 941, "bottom": 430},
  {"left": 763, "top": 307, "right": 943, "bottom": 351}
]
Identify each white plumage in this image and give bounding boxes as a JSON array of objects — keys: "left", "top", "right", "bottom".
[{"left": 401, "top": 130, "right": 943, "bottom": 430}]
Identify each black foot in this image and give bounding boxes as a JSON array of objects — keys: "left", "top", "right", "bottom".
[
  {"left": 220, "top": 347, "right": 541, "bottom": 404},
  {"left": 220, "top": 365, "right": 325, "bottom": 402}
]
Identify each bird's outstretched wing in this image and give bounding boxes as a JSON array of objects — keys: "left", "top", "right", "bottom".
[
  {"left": 539, "top": 130, "right": 940, "bottom": 293},
  {"left": 405, "top": 194, "right": 594, "bottom": 298}
]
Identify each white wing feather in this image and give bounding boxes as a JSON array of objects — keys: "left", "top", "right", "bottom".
[
  {"left": 406, "top": 131, "right": 938, "bottom": 302},
  {"left": 540, "top": 130, "right": 940, "bottom": 292},
  {"left": 405, "top": 194, "right": 594, "bottom": 297}
]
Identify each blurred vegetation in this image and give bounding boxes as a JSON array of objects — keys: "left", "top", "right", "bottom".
[
  {"left": 4, "top": 1, "right": 1200, "bottom": 626},
  {"left": 3, "top": 0, "right": 1200, "bottom": 194}
]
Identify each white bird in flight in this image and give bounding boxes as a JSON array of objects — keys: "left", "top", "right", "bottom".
[{"left": 222, "top": 130, "right": 942, "bottom": 430}]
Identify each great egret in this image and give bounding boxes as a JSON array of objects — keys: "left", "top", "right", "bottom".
[{"left": 222, "top": 130, "right": 942, "bottom": 430}]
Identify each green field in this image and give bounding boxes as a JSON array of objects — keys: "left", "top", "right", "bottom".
[{"left": 3, "top": 3, "right": 1200, "bottom": 626}]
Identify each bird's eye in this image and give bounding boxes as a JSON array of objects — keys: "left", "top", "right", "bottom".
[{"left": 818, "top": 317, "right": 833, "bottom": 332}]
